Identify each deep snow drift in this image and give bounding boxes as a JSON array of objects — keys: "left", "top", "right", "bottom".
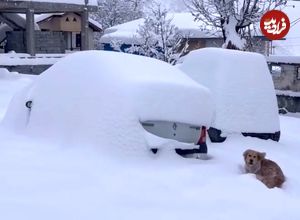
[
  {"left": 178, "top": 48, "right": 280, "bottom": 134},
  {"left": 2, "top": 51, "right": 213, "bottom": 155},
  {"left": 0, "top": 62, "right": 300, "bottom": 220}
]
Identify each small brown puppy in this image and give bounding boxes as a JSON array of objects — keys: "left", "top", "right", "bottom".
[{"left": 243, "top": 149, "right": 285, "bottom": 188}]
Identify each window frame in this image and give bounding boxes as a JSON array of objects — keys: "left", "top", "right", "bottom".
[{"left": 270, "top": 64, "right": 282, "bottom": 77}]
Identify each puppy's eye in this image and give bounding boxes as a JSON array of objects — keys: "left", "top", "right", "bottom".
[
  {"left": 253, "top": 156, "right": 256, "bottom": 158},
  {"left": 248, "top": 155, "right": 251, "bottom": 157}
]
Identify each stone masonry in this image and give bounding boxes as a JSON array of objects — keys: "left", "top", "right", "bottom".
[{"left": 5, "top": 30, "right": 66, "bottom": 53}]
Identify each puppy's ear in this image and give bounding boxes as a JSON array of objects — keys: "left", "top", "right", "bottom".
[
  {"left": 258, "top": 152, "right": 266, "bottom": 160},
  {"left": 243, "top": 150, "right": 250, "bottom": 159}
]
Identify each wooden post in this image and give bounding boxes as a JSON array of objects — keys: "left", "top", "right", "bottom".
[
  {"left": 26, "top": 8, "right": 35, "bottom": 56},
  {"left": 81, "top": 7, "right": 89, "bottom": 50}
]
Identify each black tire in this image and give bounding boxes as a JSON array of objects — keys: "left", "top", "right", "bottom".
[
  {"left": 208, "top": 127, "right": 227, "bottom": 143},
  {"left": 175, "top": 143, "right": 208, "bottom": 156},
  {"left": 242, "top": 131, "right": 280, "bottom": 142}
]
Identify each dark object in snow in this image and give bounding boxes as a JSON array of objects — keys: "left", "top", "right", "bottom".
[
  {"left": 175, "top": 142, "right": 208, "bottom": 155},
  {"left": 207, "top": 127, "right": 226, "bottom": 143},
  {"left": 25, "top": 100, "right": 33, "bottom": 109},
  {"left": 242, "top": 131, "right": 280, "bottom": 142},
  {"left": 151, "top": 148, "right": 158, "bottom": 154}
]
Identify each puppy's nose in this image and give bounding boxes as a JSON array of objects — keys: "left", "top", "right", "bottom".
[{"left": 249, "top": 159, "right": 253, "bottom": 164}]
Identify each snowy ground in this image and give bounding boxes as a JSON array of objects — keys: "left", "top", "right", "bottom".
[{"left": 0, "top": 73, "right": 300, "bottom": 220}]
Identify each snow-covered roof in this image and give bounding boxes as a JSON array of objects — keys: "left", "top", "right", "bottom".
[
  {"left": 266, "top": 55, "right": 300, "bottom": 64},
  {"left": 12, "top": 0, "right": 98, "bottom": 6},
  {"left": 272, "top": 2, "right": 300, "bottom": 56},
  {"left": 35, "top": 13, "right": 102, "bottom": 31},
  {"left": 100, "top": 13, "right": 222, "bottom": 44}
]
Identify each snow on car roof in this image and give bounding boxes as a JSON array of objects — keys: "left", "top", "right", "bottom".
[
  {"left": 3, "top": 51, "right": 214, "bottom": 154},
  {"left": 178, "top": 48, "right": 280, "bottom": 133}
]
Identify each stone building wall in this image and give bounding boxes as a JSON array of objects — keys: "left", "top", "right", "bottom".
[
  {"left": 271, "top": 64, "right": 300, "bottom": 92},
  {"left": 5, "top": 30, "right": 66, "bottom": 54}
]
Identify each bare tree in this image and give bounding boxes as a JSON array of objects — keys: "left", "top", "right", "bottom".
[
  {"left": 185, "top": 0, "right": 287, "bottom": 50},
  {"left": 124, "top": 3, "right": 189, "bottom": 64},
  {"left": 93, "top": 0, "right": 149, "bottom": 29}
]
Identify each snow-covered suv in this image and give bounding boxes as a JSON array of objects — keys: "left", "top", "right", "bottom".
[
  {"left": 3, "top": 51, "right": 214, "bottom": 156},
  {"left": 179, "top": 48, "right": 280, "bottom": 142}
]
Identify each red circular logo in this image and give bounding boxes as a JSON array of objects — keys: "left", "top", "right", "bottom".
[{"left": 260, "top": 10, "right": 290, "bottom": 40}]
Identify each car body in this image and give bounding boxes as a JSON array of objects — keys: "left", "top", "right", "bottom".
[
  {"left": 178, "top": 48, "right": 280, "bottom": 142},
  {"left": 3, "top": 51, "right": 214, "bottom": 155}
]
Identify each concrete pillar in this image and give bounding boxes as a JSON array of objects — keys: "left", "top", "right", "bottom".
[
  {"left": 81, "top": 7, "right": 89, "bottom": 50},
  {"left": 26, "top": 8, "right": 35, "bottom": 56}
]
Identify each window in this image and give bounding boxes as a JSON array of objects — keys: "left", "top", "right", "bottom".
[
  {"left": 73, "top": 17, "right": 77, "bottom": 22},
  {"left": 270, "top": 65, "right": 282, "bottom": 77},
  {"left": 65, "top": 17, "right": 70, "bottom": 22},
  {"left": 297, "top": 67, "right": 300, "bottom": 80}
]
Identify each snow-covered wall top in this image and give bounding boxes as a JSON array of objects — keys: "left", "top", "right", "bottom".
[
  {"left": 100, "top": 13, "right": 222, "bottom": 45},
  {"left": 11, "top": 0, "right": 98, "bottom": 6},
  {"left": 266, "top": 55, "right": 300, "bottom": 64}
]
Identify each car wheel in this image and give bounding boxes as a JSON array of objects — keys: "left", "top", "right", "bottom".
[
  {"left": 242, "top": 131, "right": 280, "bottom": 142},
  {"left": 208, "top": 127, "right": 227, "bottom": 143}
]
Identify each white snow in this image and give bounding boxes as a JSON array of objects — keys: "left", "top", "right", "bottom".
[
  {"left": 178, "top": 48, "right": 280, "bottom": 134},
  {"left": 266, "top": 55, "right": 300, "bottom": 64},
  {"left": 0, "top": 68, "right": 35, "bottom": 120},
  {"left": 273, "top": 2, "right": 300, "bottom": 56},
  {"left": 2, "top": 50, "right": 214, "bottom": 154},
  {"left": 100, "top": 13, "right": 221, "bottom": 45},
  {"left": 0, "top": 69, "right": 300, "bottom": 219},
  {"left": 276, "top": 89, "right": 300, "bottom": 97},
  {"left": 223, "top": 16, "right": 246, "bottom": 49},
  {"left": 0, "top": 52, "right": 65, "bottom": 66}
]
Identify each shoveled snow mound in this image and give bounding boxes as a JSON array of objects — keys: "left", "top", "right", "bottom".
[
  {"left": 3, "top": 51, "right": 213, "bottom": 155},
  {"left": 178, "top": 48, "right": 280, "bottom": 133}
]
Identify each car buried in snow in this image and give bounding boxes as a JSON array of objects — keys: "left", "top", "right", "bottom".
[
  {"left": 3, "top": 51, "right": 214, "bottom": 156},
  {"left": 178, "top": 48, "right": 281, "bottom": 142}
]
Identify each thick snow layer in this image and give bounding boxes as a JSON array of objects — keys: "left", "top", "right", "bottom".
[
  {"left": 266, "top": 55, "right": 300, "bottom": 64},
  {"left": 276, "top": 89, "right": 300, "bottom": 98},
  {"left": 178, "top": 48, "right": 280, "bottom": 133},
  {"left": 100, "top": 13, "right": 221, "bottom": 45},
  {"left": 0, "top": 53, "right": 65, "bottom": 66},
  {"left": 0, "top": 69, "right": 34, "bottom": 120},
  {"left": 273, "top": 2, "right": 300, "bottom": 56},
  {"left": 3, "top": 51, "right": 214, "bottom": 154},
  {"left": 0, "top": 74, "right": 300, "bottom": 219}
]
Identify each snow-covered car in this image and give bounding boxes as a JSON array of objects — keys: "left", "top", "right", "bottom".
[
  {"left": 178, "top": 48, "right": 280, "bottom": 142},
  {"left": 3, "top": 51, "right": 214, "bottom": 155}
]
